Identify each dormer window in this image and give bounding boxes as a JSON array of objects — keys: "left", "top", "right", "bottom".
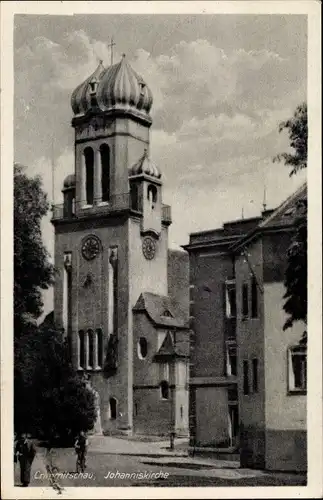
[
  {"left": 89, "top": 79, "right": 98, "bottom": 94},
  {"left": 162, "top": 309, "right": 173, "bottom": 318},
  {"left": 139, "top": 82, "right": 146, "bottom": 96}
]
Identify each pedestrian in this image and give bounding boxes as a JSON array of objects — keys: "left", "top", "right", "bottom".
[
  {"left": 74, "top": 431, "right": 88, "bottom": 473},
  {"left": 15, "top": 433, "right": 37, "bottom": 487}
]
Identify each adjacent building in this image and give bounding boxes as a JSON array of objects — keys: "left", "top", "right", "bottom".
[
  {"left": 183, "top": 183, "right": 307, "bottom": 471},
  {"left": 51, "top": 55, "right": 189, "bottom": 437}
]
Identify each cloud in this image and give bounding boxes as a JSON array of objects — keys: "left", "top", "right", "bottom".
[{"left": 15, "top": 26, "right": 307, "bottom": 315}]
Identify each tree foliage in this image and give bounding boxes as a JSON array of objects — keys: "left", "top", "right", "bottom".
[
  {"left": 14, "top": 163, "right": 96, "bottom": 441},
  {"left": 14, "top": 163, "right": 54, "bottom": 336},
  {"left": 283, "top": 199, "right": 307, "bottom": 334},
  {"left": 274, "top": 102, "right": 307, "bottom": 176},
  {"left": 14, "top": 324, "right": 96, "bottom": 442},
  {"left": 274, "top": 103, "right": 308, "bottom": 336}
]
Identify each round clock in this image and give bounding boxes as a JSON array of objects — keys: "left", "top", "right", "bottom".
[
  {"left": 81, "top": 235, "right": 101, "bottom": 261},
  {"left": 142, "top": 236, "right": 156, "bottom": 260}
]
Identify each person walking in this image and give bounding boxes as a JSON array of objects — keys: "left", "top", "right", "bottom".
[
  {"left": 15, "top": 433, "right": 37, "bottom": 487},
  {"left": 74, "top": 431, "right": 88, "bottom": 473}
]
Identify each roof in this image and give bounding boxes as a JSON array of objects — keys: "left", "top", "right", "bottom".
[
  {"left": 71, "top": 55, "right": 153, "bottom": 118},
  {"left": 133, "top": 292, "right": 189, "bottom": 329},
  {"left": 231, "top": 182, "right": 307, "bottom": 252},
  {"left": 129, "top": 149, "right": 161, "bottom": 179},
  {"left": 154, "top": 331, "right": 190, "bottom": 359}
]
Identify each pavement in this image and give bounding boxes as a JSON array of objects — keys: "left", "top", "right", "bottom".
[{"left": 14, "top": 435, "right": 307, "bottom": 490}]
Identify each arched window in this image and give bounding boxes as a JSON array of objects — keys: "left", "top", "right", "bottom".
[
  {"left": 109, "top": 397, "right": 117, "bottom": 420},
  {"left": 72, "top": 197, "right": 76, "bottom": 215},
  {"left": 160, "top": 380, "right": 169, "bottom": 400},
  {"left": 79, "top": 330, "right": 86, "bottom": 369},
  {"left": 84, "top": 147, "right": 94, "bottom": 205},
  {"left": 88, "top": 329, "right": 94, "bottom": 369},
  {"left": 100, "top": 144, "right": 110, "bottom": 202},
  {"left": 147, "top": 184, "right": 157, "bottom": 206},
  {"left": 137, "top": 337, "right": 148, "bottom": 359},
  {"left": 130, "top": 183, "right": 139, "bottom": 211},
  {"left": 97, "top": 329, "right": 103, "bottom": 368}
]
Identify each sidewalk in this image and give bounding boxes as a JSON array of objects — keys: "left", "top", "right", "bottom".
[{"left": 87, "top": 434, "right": 189, "bottom": 457}]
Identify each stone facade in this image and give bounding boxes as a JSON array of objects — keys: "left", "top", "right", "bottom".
[
  {"left": 51, "top": 56, "right": 189, "bottom": 437},
  {"left": 184, "top": 184, "right": 307, "bottom": 471}
]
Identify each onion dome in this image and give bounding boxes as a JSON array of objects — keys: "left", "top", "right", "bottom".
[
  {"left": 96, "top": 54, "right": 153, "bottom": 115},
  {"left": 63, "top": 173, "right": 76, "bottom": 190},
  {"left": 71, "top": 61, "right": 105, "bottom": 116},
  {"left": 71, "top": 55, "right": 153, "bottom": 118},
  {"left": 129, "top": 149, "right": 161, "bottom": 179}
]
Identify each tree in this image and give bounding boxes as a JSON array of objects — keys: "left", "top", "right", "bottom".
[
  {"left": 274, "top": 103, "right": 307, "bottom": 337},
  {"left": 274, "top": 102, "right": 307, "bottom": 176},
  {"left": 14, "top": 164, "right": 96, "bottom": 440},
  {"left": 14, "top": 324, "right": 96, "bottom": 442},
  {"left": 14, "top": 163, "right": 54, "bottom": 336},
  {"left": 282, "top": 199, "right": 307, "bottom": 336}
]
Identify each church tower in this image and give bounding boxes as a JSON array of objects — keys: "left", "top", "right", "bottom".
[{"left": 51, "top": 55, "right": 173, "bottom": 434}]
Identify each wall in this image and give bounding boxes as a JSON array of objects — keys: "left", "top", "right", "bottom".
[
  {"left": 54, "top": 216, "right": 132, "bottom": 434},
  {"left": 190, "top": 251, "right": 234, "bottom": 377},
  {"left": 132, "top": 312, "right": 172, "bottom": 435},
  {"left": 195, "top": 387, "right": 229, "bottom": 446},
  {"left": 174, "top": 360, "right": 189, "bottom": 436},
  {"left": 128, "top": 218, "right": 168, "bottom": 306},
  {"left": 235, "top": 239, "right": 266, "bottom": 468},
  {"left": 168, "top": 250, "right": 189, "bottom": 316},
  {"left": 264, "top": 281, "right": 307, "bottom": 471}
]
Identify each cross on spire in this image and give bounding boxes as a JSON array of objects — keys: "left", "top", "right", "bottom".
[{"left": 108, "top": 37, "right": 116, "bottom": 65}]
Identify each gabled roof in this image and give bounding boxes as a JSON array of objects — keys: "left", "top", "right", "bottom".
[
  {"left": 231, "top": 182, "right": 307, "bottom": 252},
  {"left": 154, "top": 331, "right": 189, "bottom": 359},
  {"left": 257, "top": 182, "right": 307, "bottom": 230},
  {"left": 133, "top": 292, "right": 189, "bottom": 329}
]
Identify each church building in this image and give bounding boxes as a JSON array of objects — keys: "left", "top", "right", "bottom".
[{"left": 51, "top": 55, "right": 190, "bottom": 437}]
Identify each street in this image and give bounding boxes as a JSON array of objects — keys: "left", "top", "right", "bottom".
[{"left": 14, "top": 435, "right": 306, "bottom": 489}]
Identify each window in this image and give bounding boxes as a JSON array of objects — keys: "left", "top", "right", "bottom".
[
  {"left": 228, "top": 386, "right": 238, "bottom": 402},
  {"left": 180, "top": 405, "right": 184, "bottom": 420},
  {"left": 225, "top": 282, "right": 236, "bottom": 318},
  {"left": 84, "top": 147, "right": 94, "bottom": 205},
  {"left": 72, "top": 197, "right": 76, "bottom": 215},
  {"left": 242, "top": 283, "right": 249, "bottom": 318},
  {"left": 160, "top": 381, "right": 169, "bottom": 400},
  {"left": 159, "top": 363, "right": 170, "bottom": 382},
  {"left": 162, "top": 309, "right": 173, "bottom": 318},
  {"left": 88, "top": 329, "right": 94, "bottom": 369},
  {"left": 79, "top": 330, "right": 86, "bottom": 369},
  {"left": 251, "top": 277, "right": 258, "bottom": 318},
  {"left": 288, "top": 345, "right": 307, "bottom": 392},
  {"left": 243, "top": 360, "right": 249, "bottom": 395},
  {"left": 130, "top": 183, "right": 139, "bottom": 211},
  {"left": 228, "top": 404, "right": 239, "bottom": 445},
  {"left": 147, "top": 184, "right": 157, "bottom": 208},
  {"left": 100, "top": 144, "right": 110, "bottom": 202},
  {"left": 109, "top": 397, "right": 117, "bottom": 420},
  {"left": 137, "top": 337, "right": 148, "bottom": 359},
  {"left": 252, "top": 358, "right": 259, "bottom": 393},
  {"left": 97, "top": 329, "right": 103, "bottom": 368},
  {"left": 226, "top": 342, "right": 237, "bottom": 376}
]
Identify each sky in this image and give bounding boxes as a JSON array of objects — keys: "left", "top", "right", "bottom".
[{"left": 14, "top": 13, "right": 307, "bottom": 316}]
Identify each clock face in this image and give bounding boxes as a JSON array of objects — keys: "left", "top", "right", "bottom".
[
  {"left": 142, "top": 236, "right": 156, "bottom": 260},
  {"left": 81, "top": 235, "right": 101, "bottom": 261}
]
